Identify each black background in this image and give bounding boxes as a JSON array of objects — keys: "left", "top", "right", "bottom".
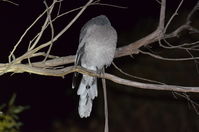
[{"left": 0, "top": 0, "right": 199, "bottom": 132}]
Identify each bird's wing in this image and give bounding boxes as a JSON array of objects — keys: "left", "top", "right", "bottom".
[
  {"left": 72, "top": 42, "right": 86, "bottom": 89},
  {"left": 75, "top": 42, "right": 85, "bottom": 66},
  {"left": 72, "top": 20, "right": 89, "bottom": 89}
]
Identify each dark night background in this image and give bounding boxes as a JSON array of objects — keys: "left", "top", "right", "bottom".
[{"left": 0, "top": 0, "right": 199, "bottom": 132}]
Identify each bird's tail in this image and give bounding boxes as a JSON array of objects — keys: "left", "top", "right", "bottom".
[{"left": 77, "top": 75, "right": 98, "bottom": 118}]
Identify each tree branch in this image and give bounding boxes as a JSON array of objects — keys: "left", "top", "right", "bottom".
[
  {"left": 1, "top": 0, "right": 18, "bottom": 6},
  {"left": 0, "top": 0, "right": 199, "bottom": 94},
  {"left": 3, "top": 64, "right": 199, "bottom": 93}
]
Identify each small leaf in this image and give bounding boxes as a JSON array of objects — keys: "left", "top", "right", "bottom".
[
  {"left": 8, "top": 94, "right": 16, "bottom": 106},
  {"left": 12, "top": 106, "right": 28, "bottom": 114}
]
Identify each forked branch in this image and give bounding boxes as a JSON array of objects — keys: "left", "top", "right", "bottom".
[{"left": 0, "top": 0, "right": 199, "bottom": 93}]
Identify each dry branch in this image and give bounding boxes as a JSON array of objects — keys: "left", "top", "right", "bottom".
[
  {"left": 1, "top": 0, "right": 18, "bottom": 6},
  {"left": 0, "top": 0, "right": 199, "bottom": 93},
  {"left": 2, "top": 64, "right": 199, "bottom": 93}
]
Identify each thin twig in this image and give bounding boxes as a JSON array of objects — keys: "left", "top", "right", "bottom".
[
  {"left": 1, "top": 0, "right": 19, "bottom": 6},
  {"left": 164, "top": 0, "right": 184, "bottom": 34},
  {"left": 93, "top": 3, "right": 127, "bottom": 9},
  {"left": 43, "top": 0, "right": 55, "bottom": 62},
  {"left": 112, "top": 62, "right": 165, "bottom": 85},
  {"left": 173, "top": 92, "right": 199, "bottom": 114},
  {"left": 186, "top": 1, "right": 199, "bottom": 24},
  {"left": 29, "top": 0, "right": 56, "bottom": 51},
  {"left": 154, "top": 0, "right": 161, "bottom": 4},
  {"left": 8, "top": 1, "right": 56, "bottom": 62},
  {"left": 53, "top": 0, "right": 94, "bottom": 41},
  {"left": 185, "top": 49, "right": 199, "bottom": 73},
  {"left": 158, "top": 0, "right": 166, "bottom": 31},
  {"left": 9, "top": 0, "right": 94, "bottom": 66},
  {"left": 139, "top": 50, "right": 199, "bottom": 61},
  {"left": 51, "top": 0, "right": 126, "bottom": 25}
]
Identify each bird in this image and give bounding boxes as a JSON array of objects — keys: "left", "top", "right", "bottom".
[{"left": 72, "top": 15, "right": 117, "bottom": 118}]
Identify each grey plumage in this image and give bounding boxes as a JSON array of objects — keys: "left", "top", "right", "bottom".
[{"left": 72, "top": 15, "right": 117, "bottom": 118}]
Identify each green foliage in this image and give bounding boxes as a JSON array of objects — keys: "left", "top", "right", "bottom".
[{"left": 0, "top": 94, "right": 28, "bottom": 132}]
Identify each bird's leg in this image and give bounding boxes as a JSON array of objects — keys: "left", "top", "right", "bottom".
[{"left": 96, "top": 66, "right": 104, "bottom": 74}]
